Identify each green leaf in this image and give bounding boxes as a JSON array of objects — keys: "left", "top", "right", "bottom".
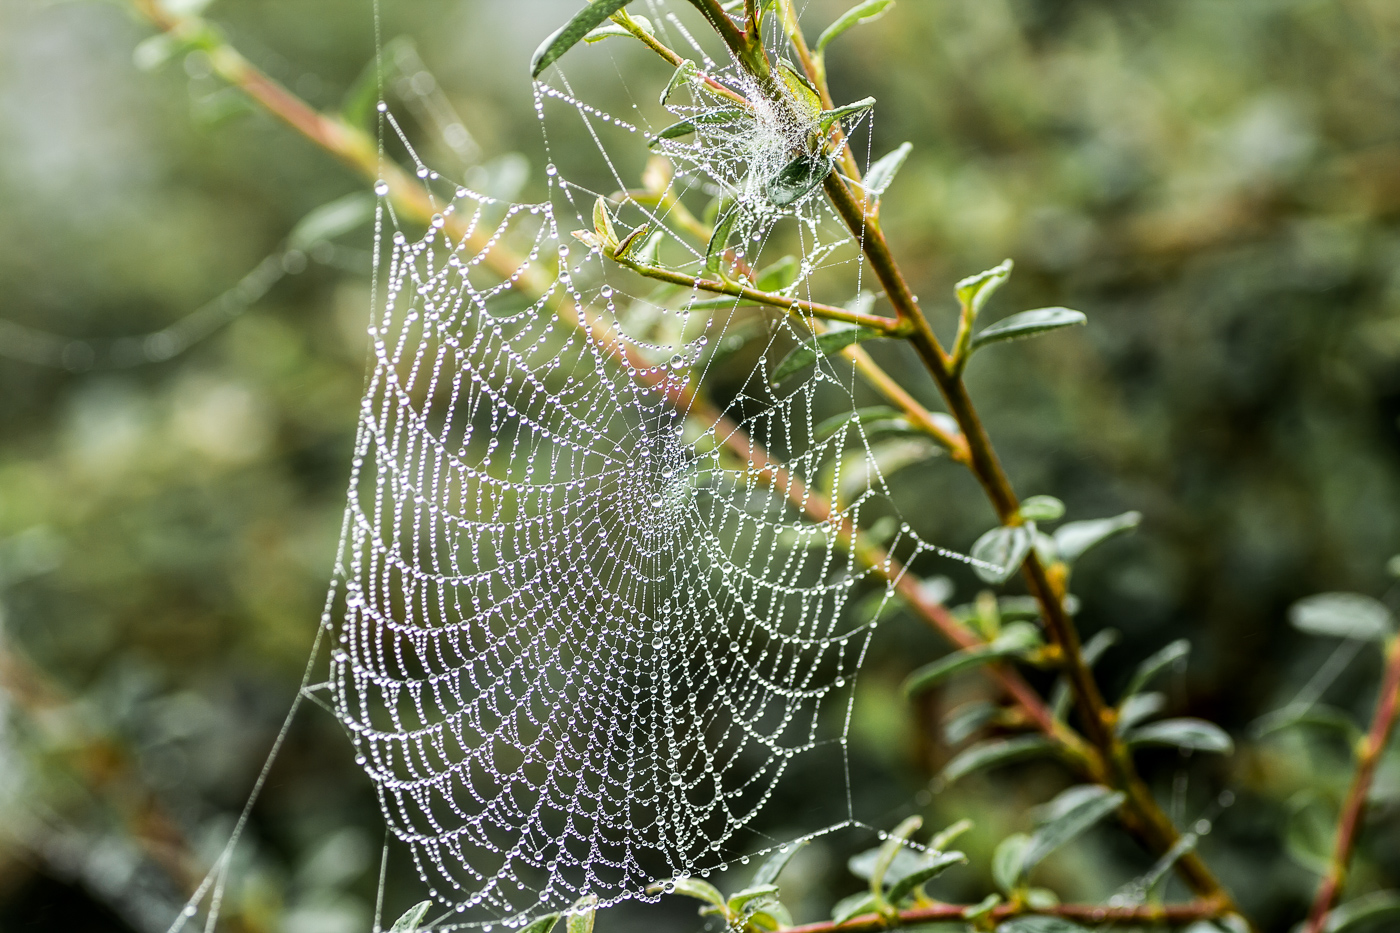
[
  {"left": 289, "top": 193, "right": 377, "bottom": 251},
  {"left": 752, "top": 839, "right": 807, "bottom": 887},
  {"left": 388, "top": 901, "right": 432, "bottom": 933},
  {"left": 992, "top": 833, "right": 1030, "bottom": 894},
  {"left": 1052, "top": 511, "right": 1141, "bottom": 564},
  {"left": 870, "top": 816, "right": 922, "bottom": 894},
  {"left": 520, "top": 913, "right": 561, "bottom": 933},
  {"left": 592, "top": 196, "right": 618, "bottom": 247},
  {"left": 964, "top": 893, "right": 1002, "bottom": 919},
  {"left": 1290, "top": 593, "right": 1395, "bottom": 642},
  {"left": 1122, "top": 638, "right": 1190, "bottom": 700},
  {"left": 929, "top": 818, "right": 974, "bottom": 852},
  {"left": 830, "top": 891, "right": 879, "bottom": 924},
  {"left": 902, "top": 621, "right": 1042, "bottom": 697},
  {"left": 767, "top": 153, "right": 834, "bottom": 207},
  {"left": 971, "top": 307, "right": 1087, "bottom": 350},
  {"left": 704, "top": 203, "right": 739, "bottom": 275},
  {"left": 847, "top": 845, "right": 921, "bottom": 883},
  {"left": 861, "top": 142, "right": 912, "bottom": 198},
  {"left": 1020, "top": 785, "right": 1125, "bottom": 877},
  {"left": 943, "top": 735, "right": 1058, "bottom": 783},
  {"left": 726, "top": 884, "right": 780, "bottom": 916},
  {"left": 660, "top": 59, "right": 700, "bottom": 105},
  {"left": 613, "top": 224, "right": 651, "bottom": 260},
  {"left": 956, "top": 260, "right": 1013, "bottom": 318},
  {"left": 1018, "top": 495, "right": 1065, "bottom": 523},
  {"left": 770, "top": 326, "right": 882, "bottom": 384},
  {"left": 1052, "top": 628, "right": 1118, "bottom": 720},
  {"left": 565, "top": 896, "right": 597, "bottom": 933},
  {"left": 583, "top": 14, "right": 651, "bottom": 42},
  {"left": 815, "top": 406, "right": 900, "bottom": 440},
  {"left": 815, "top": 0, "right": 896, "bottom": 53},
  {"left": 1115, "top": 691, "right": 1166, "bottom": 735},
  {"left": 669, "top": 876, "right": 726, "bottom": 908},
  {"left": 971, "top": 525, "right": 1034, "bottom": 584},
  {"left": 1252, "top": 703, "right": 1361, "bottom": 743},
  {"left": 884, "top": 850, "right": 967, "bottom": 903},
  {"left": 944, "top": 701, "right": 998, "bottom": 744},
  {"left": 775, "top": 60, "right": 822, "bottom": 119},
  {"left": 531, "top": 0, "right": 638, "bottom": 77},
  {"left": 755, "top": 255, "right": 800, "bottom": 292},
  {"left": 996, "top": 918, "right": 1093, "bottom": 933},
  {"left": 1325, "top": 890, "right": 1400, "bottom": 932},
  {"left": 1286, "top": 790, "right": 1336, "bottom": 875},
  {"left": 648, "top": 109, "right": 750, "bottom": 147},
  {"left": 1126, "top": 718, "right": 1233, "bottom": 754},
  {"left": 819, "top": 97, "right": 876, "bottom": 133}
]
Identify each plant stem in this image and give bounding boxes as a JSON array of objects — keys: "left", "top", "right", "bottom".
[
  {"left": 616, "top": 257, "right": 909, "bottom": 334},
  {"left": 783, "top": 895, "right": 1232, "bottom": 933},
  {"left": 1304, "top": 635, "right": 1400, "bottom": 933}
]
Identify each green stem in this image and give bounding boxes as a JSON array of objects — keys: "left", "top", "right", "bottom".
[{"left": 783, "top": 895, "right": 1233, "bottom": 933}]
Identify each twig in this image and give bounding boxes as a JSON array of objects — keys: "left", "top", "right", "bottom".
[
  {"left": 784, "top": 895, "right": 1232, "bottom": 933},
  {"left": 1304, "top": 635, "right": 1400, "bottom": 933}
]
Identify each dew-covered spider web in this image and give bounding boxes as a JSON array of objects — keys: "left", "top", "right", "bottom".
[{"left": 176, "top": 4, "right": 986, "bottom": 931}]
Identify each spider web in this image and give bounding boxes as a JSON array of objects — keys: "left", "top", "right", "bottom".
[{"left": 182, "top": 5, "right": 983, "bottom": 931}]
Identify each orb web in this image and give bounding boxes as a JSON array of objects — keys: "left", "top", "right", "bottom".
[{"left": 325, "top": 3, "right": 973, "bottom": 927}]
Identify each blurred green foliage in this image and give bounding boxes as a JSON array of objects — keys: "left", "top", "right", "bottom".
[{"left": 1, "top": 1, "right": 1399, "bottom": 931}]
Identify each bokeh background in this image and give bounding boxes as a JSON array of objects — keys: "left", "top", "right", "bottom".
[{"left": 2, "top": 0, "right": 1400, "bottom": 931}]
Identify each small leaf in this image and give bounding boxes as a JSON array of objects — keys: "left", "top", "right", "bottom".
[
  {"left": 956, "top": 260, "right": 1013, "bottom": 318},
  {"left": 819, "top": 96, "right": 876, "bottom": 133},
  {"left": 1252, "top": 703, "right": 1361, "bottom": 743},
  {"left": 992, "top": 833, "right": 1030, "bottom": 894},
  {"left": 592, "top": 196, "right": 618, "bottom": 247},
  {"left": 770, "top": 326, "right": 882, "bottom": 384},
  {"left": 943, "top": 735, "right": 1058, "bottom": 783},
  {"left": 1018, "top": 495, "right": 1065, "bottom": 523},
  {"left": 520, "top": 913, "right": 561, "bottom": 933},
  {"left": 870, "top": 816, "right": 922, "bottom": 893},
  {"left": 815, "top": 406, "right": 900, "bottom": 440},
  {"left": 389, "top": 901, "right": 432, "bottom": 933},
  {"left": 755, "top": 255, "right": 800, "bottom": 292},
  {"left": 815, "top": 0, "right": 895, "bottom": 53},
  {"left": 289, "top": 193, "right": 377, "bottom": 251},
  {"left": 1325, "top": 890, "right": 1400, "bottom": 932},
  {"left": 767, "top": 153, "right": 834, "bottom": 207},
  {"left": 965, "top": 893, "right": 1002, "bottom": 919},
  {"left": 660, "top": 59, "right": 700, "bottom": 105},
  {"left": 1115, "top": 691, "right": 1166, "bottom": 735},
  {"left": 847, "top": 846, "right": 921, "bottom": 883},
  {"left": 996, "top": 918, "right": 1093, "bottom": 933},
  {"left": 830, "top": 891, "right": 879, "bottom": 924},
  {"left": 1020, "top": 785, "right": 1126, "bottom": 877},
  {"left": 1052, "top": 629, "right": 1118, "bottom": 720},
  {"left": 583, "top": 14, "right": 652, "bottom": 42},
  {"left": 1121, "top": 638, "right": 1190, "bottom": 700},
  {"left": 1290, "top": 593, "right": 1395, "bottom": 642},
  {"left": 566, "top": 896, "right": 597, "bottom": 933},
  {"left": 752, "top": 839, "right": 807, "bottom": 887},
  {"left": 648, "top": 109, "right": 750, "bottom": 147},
  {"left": 531, "top": 0, "right": 639, "bottom": 77},
  {"left": 944, "top": 701, "right": 998, "bottom": 744},
  {"left": 1126, "top": 718, "right": 1233, "bottom": 754},
  {"left": 670, "top": 876, "right": 726, "bottom": 908},
  {"left": 613, "top": 224, "right": 651, "bottom": 260},
  {"left": 727, "top": 884, "right": 780, "bottom": 915},
  {"left": 705, "top": 205, "right": 738, "bottom": 274},
  {"left": 776, "top": 60, "right": 822, "bottom": 116},
  {"left": 885, "top": 851, "right": 967, "bottom": 903},
  {"left": 903, "top": 622, "right": 1042, "bottom": 697},
  {"left": 1052, "top": 511, "right": 1141, "bottom": 564},
  {"left": 1286, "top": 790, "right": 1336, "bottom": 875},
  {"left": 971, "top": 307, "right": 1087, "bottom": 350},
  {"left": 862, "top": 142, "right": 912, "bottom": 198},
  {"left": 929, "top": 818, "right": 974, "bottom": 852},
  {"left": 971, "top": 525, "right": 1034, "bottom": 585}
]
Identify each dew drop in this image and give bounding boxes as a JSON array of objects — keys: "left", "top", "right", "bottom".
[{"left": 374, "top": 180, "right": 390, "bottom": 196}]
